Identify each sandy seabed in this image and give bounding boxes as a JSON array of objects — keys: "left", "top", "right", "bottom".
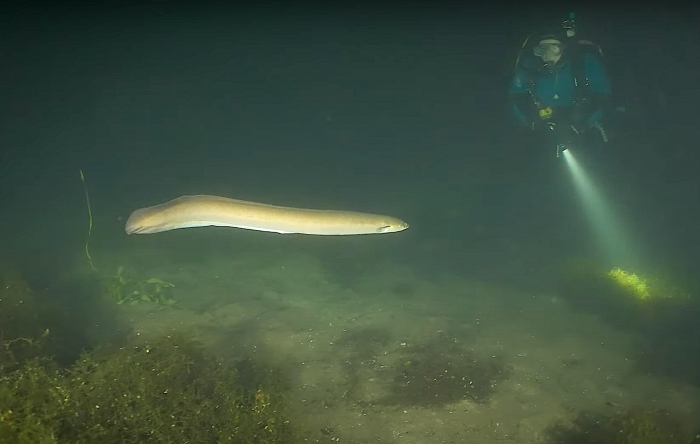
[{"left": 104, "top": 238, "right": 700, "bottom": 444}]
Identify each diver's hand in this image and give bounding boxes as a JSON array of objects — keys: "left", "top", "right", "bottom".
[{"left": 532, "top": 120, "right": 557, "bottom": 132}]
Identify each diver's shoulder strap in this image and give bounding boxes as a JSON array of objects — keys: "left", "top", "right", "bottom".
[{"left": 569, "top": 40, "right": 604, "bottom": 102}]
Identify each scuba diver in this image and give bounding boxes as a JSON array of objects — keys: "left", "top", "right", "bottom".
[{"left": 509, "top": 13, "right": 612, "bottom": 157}]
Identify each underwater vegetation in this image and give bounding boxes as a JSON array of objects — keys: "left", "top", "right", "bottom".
[
  {"left": 607, "top": 268, "right": 653, "bottom": 300},
  {"left": 104, "top": 266, "right": 177, "bottom": 306},
  {"left": 606, "top": 267, "right": 691, "bottom": 302},
  {"left": 0, "top": 259, "right": 131, "bottom": 368},
  {"left": 556, "top": 259, "right": 700, "bottom": 387},
  {"left": 0, "top": 333, "right": 294, "bottom": 444},
  {"left": 0, "top": 267, "right": 50, "bottom": 371},
  {"left": 0, "top": 261, "right": 296, "bottom": 444},
  {"left": 545, "top": 407, "right": 696, "bottom": 444},
  {"left": 77, "top": 172, "right": 177, "bottom": 308},
  {"left": 556, "top": 260, "right": 696, "bottom": 332}
]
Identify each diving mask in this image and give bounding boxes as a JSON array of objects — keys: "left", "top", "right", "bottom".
[{"left": 533, "top": 39, "right": 563, "bottom": 63}]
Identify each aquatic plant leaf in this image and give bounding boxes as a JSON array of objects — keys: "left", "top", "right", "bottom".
[{"left": 145, "top": 278, "right": 175, "bottom": 287}]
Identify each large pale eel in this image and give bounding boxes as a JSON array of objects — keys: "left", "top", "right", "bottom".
[{"left": 125, "top": 195, "right": 409, "bottom": 236}]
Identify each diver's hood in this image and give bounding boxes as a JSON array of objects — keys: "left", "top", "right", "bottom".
[
  {"left": 526, "top": 30, "right": 569, "bottom": 53},
  {"left": 516, "top": 29, "right": 570, "bottom": 73}
]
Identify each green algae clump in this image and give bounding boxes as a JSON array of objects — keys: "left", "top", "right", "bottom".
[{"left": 608, "top": 267, "right": 652, "bottom": 300}]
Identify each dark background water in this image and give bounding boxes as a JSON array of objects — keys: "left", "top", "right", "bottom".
[{"left": 1, "top": 3, "right": 698, "bottom": 286}]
